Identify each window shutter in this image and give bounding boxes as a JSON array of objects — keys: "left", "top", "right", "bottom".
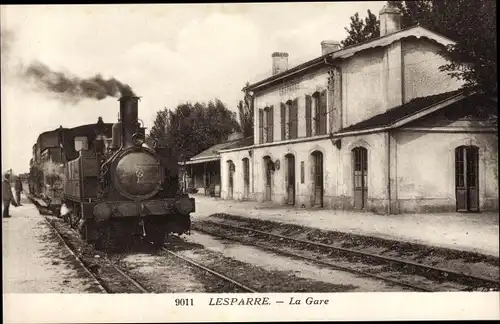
[
  {"left": 305, "top": 95, "right": 312, "bottom": 137},
  {"left": 259, "top": 109, "right": 264, "bottom": 144},
  {"left": 268, "top": 105, "right": 274, "bottom": 142},
  {"left": 280, "top": 102, "right": 286, "bottom": 140},
  {"left": 319, "top": 90, "right": 327, "bottom": 135},
  {"left": 291, "top": 98, "right": 299, "bottom": 139}
]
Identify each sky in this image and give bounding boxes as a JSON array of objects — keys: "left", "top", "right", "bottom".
[{"left": 1, "top": 2, "right": 386, "bottom": 174}]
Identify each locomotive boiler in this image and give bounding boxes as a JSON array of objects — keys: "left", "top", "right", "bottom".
[{"left": 57, "top": 96, "right": 195, "bottom": 250}]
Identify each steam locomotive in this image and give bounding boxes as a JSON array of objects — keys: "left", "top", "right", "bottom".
[{"left": 29, "top": 96, "right": 195, "bottom": 250}]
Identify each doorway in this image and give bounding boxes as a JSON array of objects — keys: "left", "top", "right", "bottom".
[
  {"left": 311, "top": 151, "right": 324, "bottom": 207},
  {"left": 264, "top": 156, "right": 273, "bottom": 201},
  {"left": 353, "top": 147, "right": 368, "bottom": 209},
  {"left": 455, "top": 146, "right": 479, "bottom": 212},
  {"left": 243, "top": 158, "right": 250, "bottom": 200},
  {"left": 285, "top": 154, "right": 295, "bottom": 205},
  {"left": 227, "top": 160, "right": 235, "bottom": 199}
]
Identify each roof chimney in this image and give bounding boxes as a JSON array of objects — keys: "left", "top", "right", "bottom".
[
  {"left": 321, "top": 40, "right": 341, "bottom": 55},
  {"left": 379, "top": 4, "right": 402, "bottom": 36},
  {"left": 272, "top": 52, "right": 289, "bottom": 75}
]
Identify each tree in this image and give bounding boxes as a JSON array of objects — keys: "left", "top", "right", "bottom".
[
  {"left": 388, "top": 1, "right": 433, "bottom": 30},
  {"left": 388, "top": 0, "right": 497, "bottom": 97},
  {"left": 341, "top": 1, "right": 497, "bottom": 104},
  {"left": 341, "top": 10, "right": 380, "bottom": 48},
  {"left": 148, "top": 108, "right": 169, "bottom": 147},
  {"left": 148, "top": 100, "right": 240, "bottom": 164},
  {"left": 237, "top": 81, "right": 254, "bottom": 137}
]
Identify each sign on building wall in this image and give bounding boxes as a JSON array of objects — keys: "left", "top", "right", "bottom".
[{"left": 279, "top": 82, "right": 300, "bottom": 96}]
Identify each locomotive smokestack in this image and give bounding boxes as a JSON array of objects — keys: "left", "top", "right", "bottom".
[{"left": 119, "top": 96, "right": 140, "bottom": 149}]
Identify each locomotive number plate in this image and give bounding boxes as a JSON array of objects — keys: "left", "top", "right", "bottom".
[{"left": 135, "top": 164, "right": 158, "bottom": 184}]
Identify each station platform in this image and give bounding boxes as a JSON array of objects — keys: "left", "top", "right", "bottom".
[
  {"left": 2, "top": 192, "right": 102, "bottom": 293},
  {"left": 190, "top": 194, "right": 499, "bottom": 257}
]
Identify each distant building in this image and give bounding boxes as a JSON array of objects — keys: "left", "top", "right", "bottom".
[
  {"left": 218, "top": 5, "right": 498, "bottom": 213},
  {"left": 179, "top": 132, "right": 253, "bottom": 197}
]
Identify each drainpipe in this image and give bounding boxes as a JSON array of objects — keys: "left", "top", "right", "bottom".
[
  {"left": 387, "top": 132, "right": 391, "bottom": 214},
  {"left": 251, "top": 149, "right": 255, "bottom": 195}
]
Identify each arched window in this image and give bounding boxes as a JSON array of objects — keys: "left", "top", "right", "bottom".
[{"left": 352, "top": 147, "right": 368, "bottom": 209}]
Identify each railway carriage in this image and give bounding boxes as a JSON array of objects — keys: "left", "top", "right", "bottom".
[{"left": 29, "top": 129, "right": 66, "bottom": 215}]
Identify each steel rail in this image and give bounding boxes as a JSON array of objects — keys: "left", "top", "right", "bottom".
[
  {"left": 41, "top": 214, "right": 108, "bottom": 293},
  {"left": 194, "top": 220, "right": 499, "bottom": 290},
  {"left": 192, "top": 224, "right": 430, "bottom": 292},
  {"left": 161, "top": 246, "right": 258, "bottom": 293}
]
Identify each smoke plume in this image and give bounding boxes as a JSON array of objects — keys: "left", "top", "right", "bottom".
[
  {"left": 24, "top": 61, "right": 136, "bottom": 102},
  {"left": 2, "top": 28, "right": 136, "bottom": 103}
]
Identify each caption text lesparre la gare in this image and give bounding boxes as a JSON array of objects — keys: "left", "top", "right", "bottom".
[{"left": 207, "top": 297, "right": 330, "bottom": 306}]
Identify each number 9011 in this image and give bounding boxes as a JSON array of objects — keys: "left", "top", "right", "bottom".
[{"left": 175, "top": 298, "right": 194, "bottom": 306}]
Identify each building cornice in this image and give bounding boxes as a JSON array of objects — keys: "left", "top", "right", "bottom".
[
  {"left": 218, "top": 134, "right": 331, "bottom": 154},
  {"left": 400, "top": 127, "right": 498, "bottom": 133}
]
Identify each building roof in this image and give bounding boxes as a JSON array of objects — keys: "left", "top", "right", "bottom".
[
  {"left": 245, "top": 25, "right": 455, "bottom": 93},
  {"left": 184, "top": 136, "right": 254, "bottom": 165},
  {"left": 337, "top": 90, "right": 465, "bottom": 134}
]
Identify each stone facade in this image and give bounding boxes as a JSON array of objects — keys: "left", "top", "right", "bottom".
[{"left": 218, "top": 19, "right": 498, "bottom": 214}]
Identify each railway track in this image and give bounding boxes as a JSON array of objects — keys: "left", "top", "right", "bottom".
[
  {"left": 193, "top": 220, "right": 500, "bottom": 292},
  {"left": 30, "top": 197, "right": 150, "bottom": 293},
  {"left": 30, "top": 196, "right": 255, "bottom": 293},
  {"left": 41, "top": 213, "right": 108, "bottom": 293},
  {"left": 160, "top": 245, "right": 258, "bottom": 293}
]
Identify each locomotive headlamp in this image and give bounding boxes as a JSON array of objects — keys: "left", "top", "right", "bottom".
[
  {"left": 175, "top": 198, "right": 194, "bottom": 215},
  {"left": 132, "top": 133, "right": 145, "bottom": 146}
]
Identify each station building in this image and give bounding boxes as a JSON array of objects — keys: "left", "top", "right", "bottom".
[
  {"left": 219, "top": 7, "right": 498, "bottom": 213},
  {"left": 218, "top": 5, "right": 498, "bottom": 214}
]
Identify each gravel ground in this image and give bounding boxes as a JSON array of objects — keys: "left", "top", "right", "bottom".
[
  {"left": 169, "top": 243, "right": 358, "bottom": 293},
  {"left": 201, "top": 214, "right": 499, "bottom": 290},
  {"left": 114, "top": 240, "right": 244, "bottom": 293},
  {"left": 2, "top": 201, "right": 102, "bottom": 293}
]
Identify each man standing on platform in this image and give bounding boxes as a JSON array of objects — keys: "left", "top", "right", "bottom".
[
  {"left": 14, "top": 177, "right": 23, "bottom": 206},
  {"left": 2, "top": 173, "right": 14, "bottom": 218}
]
